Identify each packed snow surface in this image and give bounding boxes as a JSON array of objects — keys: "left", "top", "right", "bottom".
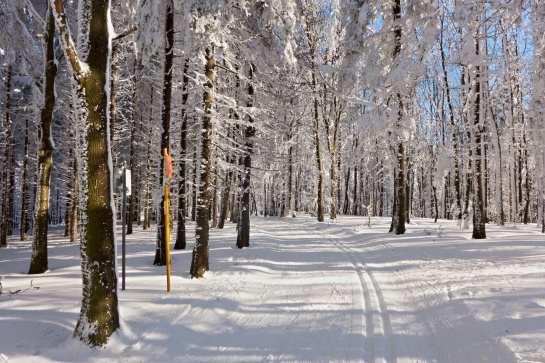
[{"left": 1, "top": 216, "right": 544, "bottom": 362}]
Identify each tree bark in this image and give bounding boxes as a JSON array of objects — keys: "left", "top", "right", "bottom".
[
  {"left": 0, "top": 65, "right": 12, "bottom": 248},
  {"left": 71, "top": 158, "right": 79, "bottom": 243},
  {"left": 237, "top": 63, "right": 255, "bottom": 249},
  {"left": 390, "top": 0, "right": 406, "bottom": 235},
  {"left": 472, "top": 29, "right": 486, "bottom": 239},
  {"left": 154, "top": 0, "right": 174, "bottom": 266},
  {"left": 143, "top": 127, "right": 152, "bottom": 230},
  {"left": 127, "top": 57, "right": 138, "bottom": 235},
  {"left": 313, "top": 72, "right": 324, "bottom": 222},
  {"left": 190, "top": 46, "right": 215, "bottom": 278},
  {"left": 29, "top": 6, "right": 57, "bottom": 271},
  {"left": 7, "top": 149, "right": 15, "bottom": 236},
  {"left": 175, "top": 60, "right": 189, "bottom": 249},
  {"left": 20, "top": 119, "right": 30, "bottom": 241},
  {"left": 52, "top": 0, "right": 120, "bottom": 345}
]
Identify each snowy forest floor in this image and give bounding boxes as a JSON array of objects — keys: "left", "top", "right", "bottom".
[{"left": 1, "top": 216, "right": 544, "bottom": 362}]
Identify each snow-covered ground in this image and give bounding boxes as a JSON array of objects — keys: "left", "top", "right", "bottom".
[{"left": 1, "top": 216, "right": 544, "bottom": 362}]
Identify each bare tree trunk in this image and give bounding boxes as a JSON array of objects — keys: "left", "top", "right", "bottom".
[
  {"left": 440, "top": 20, "right": 462, "bottom": 220},
  {"left": 313, "top": 73, "right": 324, "bottom": 222},
  {"left": 522, "top": 132, "right": 531, "bottom": 224},
  {"left": 472, "top": 29, "right": 486, "bottom": 239},
  {"left": 191, "top": 148, "right": 198, "bottom": 222},
  {"left": 190, "top": 46, "right": 215, "bottom": 278},
  {"left": 287, "top": 123, "right": 294, "bottom": 215},
  {"left": 390, "top": 0, "right": 406, "bottom": 235},
  {"left": 52, "top": 0, "right": 120, "bottom": 345},
  {"left": 20, "top": 119, "right": 30, "bottom": 241},
  {"left": 175, "top": 60, "right": 189, "bottom": 249},
  {"left": 65, "top": 148, "right": 74, "bottom": 237},
  {"left": 71, "top": 158, "right": 78, "bottom": 243},
  {"left": 127, "top": 58, "right": 138, "bottom": 235},
  {"left": 29, "top": 7, "right": 57, "bottom": 270},
  {"left": 109, "top": 46, "right": 119, "bottom": 166},
  {"left": 237, "top": 63, "right": 255, "bottom": 249},
  {"left": 143, "top": 127, "right": 152, "bottom": 230},
  {"left": 154, "top": 0, "right": 174, "bottom": 266},
  {"left": 0, "top": 65, "right": 12, "bottom": 248},
  {"left": 7, "top": 147, "right": 15, "bottom": 236}
]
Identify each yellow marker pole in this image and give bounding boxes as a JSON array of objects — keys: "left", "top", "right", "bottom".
[{"left": 164, "top": 148, "right": 171, "bottom": 292}]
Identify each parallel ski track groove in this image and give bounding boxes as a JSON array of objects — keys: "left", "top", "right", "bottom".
[{"left": 298, "top": 220, "right": 398, "bottom": 363}]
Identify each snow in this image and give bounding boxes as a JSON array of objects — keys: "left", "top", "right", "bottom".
[{"left": 1, "top": 216, "right": 545, "bottom": 362}]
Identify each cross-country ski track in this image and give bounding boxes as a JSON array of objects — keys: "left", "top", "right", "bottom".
[{"left": 1, "top": 215, "right": 543, "bottom": 362}]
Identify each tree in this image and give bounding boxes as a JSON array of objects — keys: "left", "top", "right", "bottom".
[
  {"left": 29, "top": 3, "right": 57, "bottom": 274},
  {"left": 236, "top": 63, "right": 255, "bottom": 249},
  {"left": 531, "top": 0, "right": 545, "bottom": 232},
  {"left": 0, "top": 55, "right": 12, "bottom": 248},
  {"left": 190, "top": 46, "right": 215, "bottom": 278},
  {"left": 153, "top": 0, "right": 174, "bottom": 266},
  {"left": 51, "top": 0, "right": 119, "bottom": 346}
]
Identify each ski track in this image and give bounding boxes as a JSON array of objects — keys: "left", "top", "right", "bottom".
[
  {"left": 295, "top": 220, "right": 397, "bottom": 363},
  {"left": 289, "top": 218, "right": 518, "bottom": 363}
]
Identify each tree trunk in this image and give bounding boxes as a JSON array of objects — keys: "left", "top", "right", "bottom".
[
  {"left": 7, "top": 148, "right": 15, "bottom": 236},
  {"left": 71, "top": 158, "right": 79, "bottom": 243},
  {"left": 29, "top": 7, "right": 57, "bottom": 271},
  {"left": 287, "top": 126, "right": 294, "bottom": 215},
  {"left": 191, "top": 148, "right": 198, "bottom": 222},
  {"left": 440, "top": 19, "right": 462, "bottom": 220},
  {"left": 20, "top": 119, "right": 30, "bottom": 241},
  {"left": 472, "top": 31, "right": 486, "bottom": 239},
  {"left": 127, "top": 58, "right": 138, "bottom": 235},
  {"left": 190, "top": 46, "right": 215, "bottom": 278},
  {"left": 0, "top": 65, "right": 12, "bottom": 248},
  {"left": 390, "top": 0, "right": 406, "bottom": 235},
  {"left": 211, "top": 173, "right": 218, "bottom": 228},
  {"left": 154, "top": 0, "right": 174, "bottom": 266},
  {"left": 65, "top": 148, "right": 74, "bottom": 238},
  {"left": 175, "top": 60, "right": 189, "bottom": 249},
  {"left": 52, "top": 0, "right": 120, "bottom": 345},
  {"left": 313, "top": 73, "right": 324, "bottom": 222},
  {"left": 218, "top": 168, "right": 232, "bottom": 229},
  {"left": 109, "top": 46, "right": 119, "bottom": 165},
  {"left": 237, "top": 64, "right": 255, "bottom": 249},
  {"left": 144, "top": 127, "right": 152, "bottom": 230}
]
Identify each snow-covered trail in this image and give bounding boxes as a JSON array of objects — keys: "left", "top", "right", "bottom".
[
  {"left": 291, "top": 218, "right": 518, "bottom": 363},
  {"left": 1, "top": 216, "right": 543, "bottom": 362}
]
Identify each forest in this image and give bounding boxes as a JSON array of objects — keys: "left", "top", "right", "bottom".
[{"left": 1, "top": 0, "right": 544, "bottom": 349}]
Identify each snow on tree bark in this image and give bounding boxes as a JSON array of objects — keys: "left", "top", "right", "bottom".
[
  {"left": 154, "top": 0, "right": 174, "bottom": 266},
  {"left": 0, "top": 64, "right": 12, "bottom": 248},
  {"left": 190, "top": 46, "right": 215, "bottom": 278},
  {"left": 237, "top": 63, "right": 256, "bottom": 249},
  {"left": 50, "top": 0, "right": 119, "bottom": 346},
  {"left": 29, "top": 5, "right": 57, "bottom": 273}
]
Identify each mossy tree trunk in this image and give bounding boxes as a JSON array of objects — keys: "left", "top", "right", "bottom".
[{"left": 52, "top": 0, "right": 119, "bottom": 346}]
